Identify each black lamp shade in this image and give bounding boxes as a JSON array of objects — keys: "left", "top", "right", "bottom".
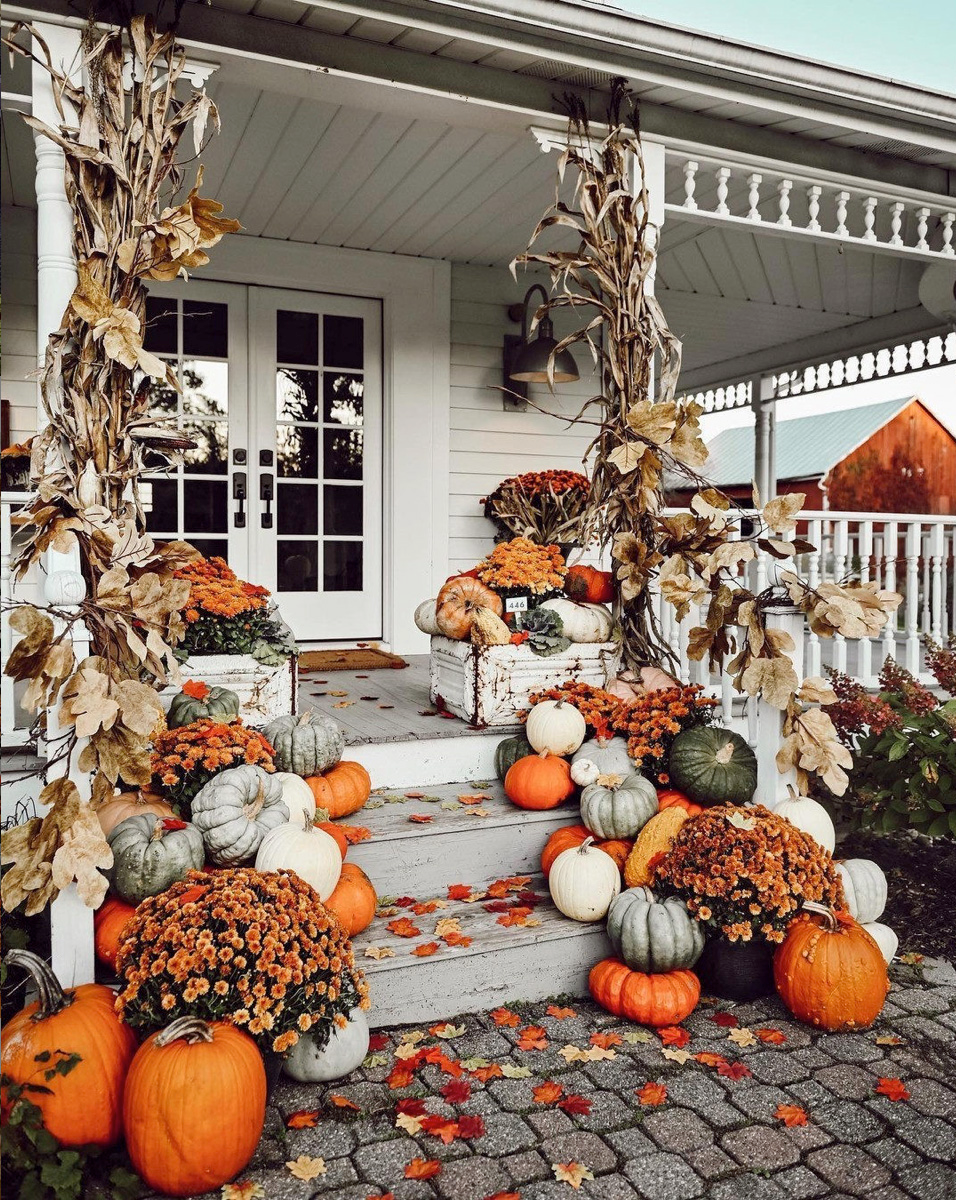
[{"left": 509, "top": 332, "right": 579, "bottom": 383}]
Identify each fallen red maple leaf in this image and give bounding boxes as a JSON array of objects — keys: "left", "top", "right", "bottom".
[
  {"left": 340, "top": 824, "right": 371, "bottom": 844},
  {"left": 411, "top": 941, "right": 440, "bottom": 957},
  {"left": 396, "top": 1098, "right": 428, "bottom": 1116},
  {"left": 558, "top": 1093, "right": 593, "bottom": 1116},
  {"left": 368, "top": 1033, "right": 389, "bottom": 1051},
  {"left": 412, "top": 900, "right": 438, "bottom": 915},
  {"left": 546, "top": 1005, "right": 577, "bottom": 1019},
  {"left": 636, "top": 1081, "right": 668, "bottom": 1106},
  {"left": 875, "top": 1077, "right": 911, "bottom": 1102},
  {"left": 457, "top": 1114, "right": 486, "bottom": 1139},
  {"left": 443, "top": 932, "right": 473, "bottom": 947},
  {"left": 775, "top": 1103, "right": 808, "bottom": 1127},
  {"left": 717, "top": 1060, "right": 752, "bottom": 1081},
  {"left": 285, "top": 1109, "right": 319, "bottom": 1129},
  {"left": 532, "top": 1081, "right": 564, "bottom": 1105},
  {"left": 408, "top": 814, "right": 433, "bottom": 824},
  {"left": 694, "top": 1052, "right": 727, "bottom": 1069},
  {"left": 471, "top": 1062, "right": 504, "bottom": 1083},
  {"left": 441, "top": 1079, "right": 472, "bottom": 1105},
  {"left": 447, "top": 884, "right": 473, "bottom": 900},
  {"left": 658, "top": 1026, "right": 691, "bottom": 1047},
  {"left": 404, "top": 1158, "right": 442, "bottom": 1180},
  {"left": 485, "top": 1193, "right": 521, "bottom": 1200},
  {"left": 755, "top": 1028, "right": 787, "bottom": 1044},
  {"left": 387, "top": 1066, "right": 416, "bottom": 1089},
  {"left": 394, "top": 896, "right": 417, "bottom": 907},
  {"left": 387, "top": 917, "right": 421, "bottom": 938},
  {"left": 420, "top": 1115, "right": 459, "bottom": 1145},
  {"left": 711, "top": 1012, "right": 739, "bottom": 1027},
  {"left": 483, "top": 900, "right": 512, "bottom": 913}
]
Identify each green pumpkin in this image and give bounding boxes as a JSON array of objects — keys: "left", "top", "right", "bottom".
[
  {"left": 166, "top": 684, "right": 241, "bottom": 729},
  {"left": 263, "top": 710, "right": 345, "bottom": 776},
  {"left": 668, "top": 726, "right": 757, "bottom": 805},
  {"left": 106, "top": 814, "right": 204, "bottom": 905},
  {"left": 190, "top": 764, "right": 290, "bottom": 865},
  {"left": 495, "top": 735, "right": 534, "bottom": 782},
  {"left": 607, "top": 886, "right": 705, "bottom": 973},
  {"left": 580, "top": 774, "right": 658, "bottom": 840}
]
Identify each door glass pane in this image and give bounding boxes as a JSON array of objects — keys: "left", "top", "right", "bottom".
[
  {"left": 277, "top": 426, "right": 318, "bottom": 478},
  {"left": 183, "top": 360, "right": 229, "bottom": 417},
  {"left": 144, "top": 298, "right": 178, "bottom": 354},
  {"left": 323, "top": 373, "right": 363, "bottom": 425},
  {"left": 141, "top": 377, "right": 178, "bottom": 416},
  {"left": 183, "top": 300, "right": 228, "bottom": 357},
  {"left": 277, "top": 310, "right": 318, "bottom": 365},
  {"left": 184, "top": 480, "right": 228, "bottom": 533},
  {"left": 189, "top": 537, "right": 228, "bottom": 561},
  {"left": 183, "top": 422, "right": 229, "bottom": 474},
  {"left": 324, "top": 485, "right": 362, "bottom": 535},
  {"left": 277, "top": 369, "right": 318, "bottom": 422},
  {"left": 324, "top": 541, "right": 362, "bottom": 591},
  {"left": 145, "top": 478, "right": 178, "bottom": 533},
  {"left": 278, "top": 541, "right": 318, "bottom": 592},
  {"left": 323, "top": 314, "right": 363, "bottom": 368},
  {"left": 324, "top": 429, "right": 363, "bottom": 480},
  {"left": 278, "top": 483, "right": 319, "bottom": 535}
]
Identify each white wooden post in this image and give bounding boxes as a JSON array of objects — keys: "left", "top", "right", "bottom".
[
  {"left": 755, "top": 607, "right": 805, "bottom": 807},
  {"left": 751, "top": 375, "right": 776, "bottom": 502}
]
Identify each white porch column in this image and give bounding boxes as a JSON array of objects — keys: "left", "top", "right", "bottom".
[
  {"left": 32, "top": 21, "right": 95, "bottom": 988},
  {"left": 632, "top": 139, "right": 666, "bottom": 395},
  {"left": 750, "top": 375, "right": 777, "bottom": 502}
]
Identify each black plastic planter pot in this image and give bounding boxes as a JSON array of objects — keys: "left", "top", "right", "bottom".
[{"left": 695, "top": 936, "right": 776, "bottom": 1001}]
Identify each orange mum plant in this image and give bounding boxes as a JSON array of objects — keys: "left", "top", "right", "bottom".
[
  {"left": 150, "top": 718, "right": 275, "bottom": 812},
  {"left": 115, "top": 868, "right": 370, "bottom": 1055},
  {"left": 477, "top": 537, "right": 567, "bottom": 598},
  {"left": 653, "top": 804, "right": 845, "bottom": 943},
  {"left": 175, "top": 556, "right": 296, "bottom": 664}
]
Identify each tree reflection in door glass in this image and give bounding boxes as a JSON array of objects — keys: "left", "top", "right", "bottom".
[
  {"left": 183, "top": 361, "right": 228, "bottom": 417},
  {"left": 323, "top": 374, "right": 363, "bottom": 425},
  {"left": 324, "top": 541, "right": 362, "bottom": 591},
  {"left": 276, "top": 369, "right": 319, "bottom": 422},
  {"left": 324, "top": 429, "right": 363, "bottom": 480},
  {"left": 277, "top": 426, "right": 319, "bottom": 478}
]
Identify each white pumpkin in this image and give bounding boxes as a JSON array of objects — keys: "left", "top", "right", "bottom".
[
  {"left": 837, "top": 859, "right": 888, "bottom": 924},
  {"left": 861, "top": 921, "right": 898, "bottom": 964},
  {"left": 275, "top": 772, "right": 316, "bottom": 825},
  {"left": 414, "top": 598, "right": 441, "bottom": 636},
  {"left": 549, "top": 836, "right": 621, "bottom": 922},
  {"left": 571, "top": 737, "right": 634, "bottom": 787},
  {"left": 283, "top": 1007, "right": 370, "bottom": 1082},
  {"left": 774, "top": 795, "right": 835, "bottom": 854},
  {"left": 255, "top": 815, "right": 342, "bottom": 900},
  {"left": 540, "top": 598, "right": 614, "bottom": 643},
  {"left": 526, "top": 699, "right": 586, "bottom": 756}
]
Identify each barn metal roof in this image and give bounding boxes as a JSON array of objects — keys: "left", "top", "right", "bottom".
[{"left": 702, "top": 396, "right": 919, "bottom": 485}]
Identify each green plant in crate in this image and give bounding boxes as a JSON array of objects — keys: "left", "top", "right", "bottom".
[{"left": 819, "top": 642, "right": 956, "bottom": 838}]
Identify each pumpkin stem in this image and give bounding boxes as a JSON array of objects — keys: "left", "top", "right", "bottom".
[
  {"left": 313, "top": 807, "right": 331, "bottom": 823},
  {"left": 802, "top": 900, "right": 836, "bottom": 930},
  {"left": 714, "top": 741, "right": 735, "bottom": 765},
  {"left": 3, "top": 949, "right": 72, "bottom": 1019},
  {"left": 297, "top": 710, "right": 313, "bottom": 726},
  {"left": 301, "top": 812, "right": 314, "bottom": 833},
  {"left": 596, "top": 772, "right": 624, "bottom": 788},
  {"left": 150, "top": 818, "right": 166, "bottom": 842},
  {"left": 243, "top": 777, "right": 267, "bottom": 821},
  {"left": 155, "top": 1016, "right": 215, "bottom": 1047},
  {"left": 578, "top": 836, "right": 595, "bottom": 853}
]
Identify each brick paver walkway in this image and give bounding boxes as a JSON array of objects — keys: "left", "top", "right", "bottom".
[{"left": 171, "top": 956, "right": 956, "bottom": 1200}]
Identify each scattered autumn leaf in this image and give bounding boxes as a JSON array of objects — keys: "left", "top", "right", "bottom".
[
  {"left": 471, "top": 1062, "right": 505, "bottom": 1083},
  {"left": 395, "top": 1111, "right": 424, "bottom": 1135},
  {"left": 533, "top": 1081, "right": 565, "bottom": 1105},
  {"left": 457, "top": 793, "right": 490, "bottom": 805},
  {"left": 485, "top": 1193, "right": 521, "bottom": 1200},
  {"left": 400, "top": 1030, "right": 425, "bottom": 1044},
  {"left": 328, "top": 1094, "right": 360, "bottom": 1111},
  {"left": 875, "top": 1035, "right": 905, "bottom": 1046},
  {"left": 396, "top": 1098, "right": 427, "bottom": 1116},
  {"left": 434, "top": 917, "right": 462, "bottom": 938},
  {"left": 590, "top": 1031, "right": 622, "bottom": 1049},
  {"left": 420, "top": 1114, "right": 459, "bottom": 1145},
  {"left": 441, "top": 1079, "right": 472, "bottom": 1105},
  {"left": 728, "top": 1027, "right": 757, "bottom": 1048},
  {"left": 408, "top": 814, "right": 433, "bottom": 824},
  {"left": 623, "top": 1029, "right": 652, "bottom": 1044},
  {"left": 875, "top": 1077, "right": 911, "bottom": 1102},
  {"left": 775, "top": 1103, "right": 808, "bottom": 1127},
  {"left": 387, "top": 917, "right": 422, "bottom": 938},
  {"left": 285, "top": 1155, "right": 327, "bottom": 1181},
  {"left": 547, "top": 1005, "right": 577, "bottom": 1019},
  {"left": 285, "top": 1109, "right": 319, "bottom": 1129},
  {"left": 340, "top": 823, "right": 371, "bottom": 844},
  {"left": 412, "top": 942, "right": 440, "bottom": 957},
  {"left": 368, "top": 1033, "right": 389, "bottom": 1051},
  {"left": 404, "top": 1158, "right": 442, "bottom": 1180},
  {"left": 364, "top": 945, "right": 396, "bottom": 960},
  {"left": 431, "top": 1022, "right": 466, "bottom": 1039},
  {"left": 491, "top": 1007, "right": 521, "bottom": 1028},
  {"left": 457, "top": 1114, "right": 486, "bottom": 1139},
  {"left": 637, "top": 1081, "right": 668, "bottom": 1107},
  {"left": 404, "top": 791, "right": 425, "bottom": 799},
  {"left": 447, "top": 883, "right": 473, "bottom": 900},
  {"left": 711, "top": 1012, "right": 739, "bottom": 1027},
  {"left": 755, "top": 1028, "right": 786, "bottom": 1044},
  {"left": 898, "top": 952, "right": 924, "bottom": 965},
  {"left": 387, "top": 1066, "right": 416, "bottom": 1089},
  {"left": 658, "top": 1026, "right": 690, "bottom": 1047},
  {"left": 661, "top": 1047, "right": 691, "bottom": 1064},
  {"left": 516, "top": 1025, "right": 549, "bottom": 1051},
  {"left": 559, "top": 1094, "right": 593, "bottom": 1116},
  {"left": 221, "top": 1182, "right": 264, "bottom": 1200},
  {"left": 694, "top": 1052, "right": 727, "bottom": 1069},
  {"left": 717, "top": 1061, "right": 752, "bottom": 1081},
  {"left": 443, "top": 931, "right": 473, "bottom": 947},
  {"left": 412, "top": 900, "right": 439, "bottom": 915},
  {"left": 552, "top": 1161, "right": 594, "bottom": 1189}
]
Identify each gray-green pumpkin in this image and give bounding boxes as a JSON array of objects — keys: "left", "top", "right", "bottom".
[
  {"left": 570, "top": 736, "right": 635, "bottom": 787},
  {"left": 263, "top": 710, "right": 345, "bottom": 776},
  {"left": 580, "top": 773, "right": 658, "bottom": 840},
  {"left": 166, "top": 684, "right": 241, "bottom": 729},
  {"left": 106, "top": 814, "right": 204, "bottom": 905},
  {"left": 668, "top": 726, "right": 757, "bottom": 805},
  {"left": 495, "top": 735, "right": 534, "bottom": 782},
  {"left": 606, "top": 886, "right": 705, "bottom": 973},
  {"left": 190, "top": 765, "right": 290, "bottom": 865}
]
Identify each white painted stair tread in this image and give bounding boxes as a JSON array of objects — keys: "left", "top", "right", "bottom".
[{"left": 353, "top": 872, "right": 611, "bottom": 1028}]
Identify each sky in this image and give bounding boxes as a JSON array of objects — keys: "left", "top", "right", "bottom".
[{"left": 613, "top": 0, "right": 956, "bottom": 95}]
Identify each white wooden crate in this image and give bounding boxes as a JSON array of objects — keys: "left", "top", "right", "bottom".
[{"left": 160, "top": 653, "right": 298, "bottom": 725}]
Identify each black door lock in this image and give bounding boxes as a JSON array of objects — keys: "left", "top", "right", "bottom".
[
  {"left": 233, "top": 472, "right": 247, "bottom": 528},
  {"left": 260, "top": 473, "right": 274, "bottom": 529}
]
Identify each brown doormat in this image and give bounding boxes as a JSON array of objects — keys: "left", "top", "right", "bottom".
[{"left": 298, "top": 648, "right": 409, "bottom": 672}]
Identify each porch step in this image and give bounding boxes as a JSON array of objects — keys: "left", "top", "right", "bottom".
[
  {"left": 353, "top": 873, "right": 611, "bottom": 1028},
  {"left": 348, "top": 729, "right": 518, "bottom": 789},
  {"left": 349, "top": 780, "right": 575, "bottom": 897}
]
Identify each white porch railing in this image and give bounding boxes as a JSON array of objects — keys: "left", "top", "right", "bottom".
[{"left": 1, "top": 493, "right": 34, "bottom": 749}]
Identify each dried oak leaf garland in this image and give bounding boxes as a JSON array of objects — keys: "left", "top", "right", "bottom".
[{"left": 1, "top": 16, "right": 239, "bottom": 915}]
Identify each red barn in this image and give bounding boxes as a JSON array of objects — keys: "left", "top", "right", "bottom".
[{"left": 671, "top": 397, "right": 955, "bottom": 514}]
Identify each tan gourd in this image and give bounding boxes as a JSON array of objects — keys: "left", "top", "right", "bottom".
[
  {"left": 624, "top": 807, "right": 689, "bottom": 888},
  {"left": 470, "top": 606, "right": 512, "bottom": 646}
]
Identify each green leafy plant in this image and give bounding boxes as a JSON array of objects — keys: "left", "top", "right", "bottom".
[
  {"left": 0, "top": 1053, "right": 142, "bottom": 1200},
  {"left": 516, "top": 608, "right": 571, "bottom": 657},
  {"left": 819, "top": 643, "right": 956, "bottom": 838}
]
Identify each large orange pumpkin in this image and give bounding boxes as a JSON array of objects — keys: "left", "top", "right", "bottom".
[
  {"left": 94, "top": 896, "right": 138, "bottom": 970},
  {"left": 96, "top": 790, "right": 175, "bottom": 837},
  {"left": 656, "top": 788, "right": 704, "bottom": 817},
  {"left": 505, "top": 752, "right": 574, "bottom": 810},
  {"left": 773, "top": 903, "right": 889, "bottom": 1031},
  {"left": 435, "top": 575, "right": 503, "bottom": 640},
  {"left": 306, "top": 761, "right": 372, "bottom": 819},
  {"left": 1, "top": 950, "right": 138, "bottom": 1147},
  {"left": 589, "top": 957, "right": 700, "bottom": 1027},
  {"left": 325, "top": 863, "right": 378, "bottom": 936},
  {"left": 123, "top": 1017, "right": 266, "bottom": 1196},
  {"left": 564, "top": 564, "right": 614, "bottom": 604},
  {"left": 314, "top": 818, "right": 349, "bottom": 858}
]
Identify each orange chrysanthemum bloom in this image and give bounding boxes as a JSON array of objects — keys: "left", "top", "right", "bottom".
[{"left": 150, "top": 717, "right": 274, "bottom": 812}]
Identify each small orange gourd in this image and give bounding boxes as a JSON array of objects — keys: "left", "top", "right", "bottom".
[
  {"left": 325, "top": 863, "right": 378, "bottom": 936},
  {"left": 94, "top": 896, "right": 138, "bottom": 970},
  {"left": 505, "top": 751, "right": 574, "bottom": 810},
  {"left": 564, "top": 564, "right": 614, "bottom": 604},
  {"left": 656, "top": 788, "right": 704, "bottom": 817},
  {"left": 306, "top": 761, "right": 371, "bottom": 819},
  {"left": 589, "top": 957, "right": 700, "bottom": 1027}
]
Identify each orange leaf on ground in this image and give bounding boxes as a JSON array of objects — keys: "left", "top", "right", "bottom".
[
  {"left": 558, "top": 1094, "right": 592, "bottom": 1116},
  {"left": 458, "top": 793, "right": 490, "bottom": 805},
  {"left": 637, "top": 1081, "right": 668, "bottom": 1107},
  {"left": 404, "top": 792, "right": 425, "bottom": 799},
  {"left": 387, "top": 1066, "right": 416, "bottom": 1089},
  {"left": 486, "top": 876, "right": 531, "bottom": 898},
  {"left": 412, "top": 900, "right": 438, "bottom": 915},
  {"left": 533, "top": 1081, "right": 565, "bottom": 1105},
  {"left": 404, "top": 1158, "right": 442, "bottom": 1180},
  {"left": 447, "top": 884, "right": 473, "bottom": 900},
  {"left": 286, "top": 1110, "right": 319, "bottom": 1128},
  {"left": 408, "top": 814, "right": 433, "bottom": 824},
  {"left": 552, "top": 1162, "right": 594, "bottom": 1189},
  {"left": 775, "top": 1104, "right": 808, "bottom": 1127},
  {"left": 387, "top": 917, "right": 421, "bottom": 938},
  {"left": 694, "top": 1052, "right": 727, "bottom": 1069},
  {"left": 658, "top": 1026, "right": 690, "bottom": 1047},
  {"left": 340, "top": 824, "right": 371, "bottom": 844},
  {"left": 516, "top": 1025, "right": 549, "bottom": 1051},
  {"left": 547, "top": 1005, "right": 577, "bottom": 1019},
  {"left": 420, "top": 1115, "right": 459, "bottom": 1145},
  {"left": 366, "top": 1193, "right": 395, "bottom": 1200},
  {"left": 590, "top": 1032, "right": 622, "bottom": 1049},
  {"left": 485, "top": 1194, "right": 521, "bottom": 1200},
  {"left": 471, "top": 1062, "right": 504, "bottom": 1083},
  {"left": 443, "top": 932, "right": 473, "bottom": 947},
  {"left": 328, "top": 1094, "right": 360, "bottom": 1111},
  {"left": 490, "top": 1007, "right": 521, "bottom": 1028},
  {"left": 756, "top": 1028, "right": 787, "bottom": 1044},
  {"left": 875, "top": 1077, "right": 911, "bottom": 1102},
  {"left": 717, "top": 1060, "right": 752, "bottom": 1081}
]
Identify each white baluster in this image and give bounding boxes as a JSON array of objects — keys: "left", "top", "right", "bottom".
[
  {"left": 862, "top": 196, "right": 878, "bottom": 241},
  {"left": 806, "top": 185, "right": 822, "bottom": 232},
  {"left": 858, "top": 520, "right": 874, "bottom": 686},
  {"left": 715, "top": 166, "right": 731, "bottom": 216},
  {"left": 904, "top": 524, "right": 921, "bottom": 673},
  {"left": 882, "top": 521, "right": 899, "bottom": 664},
  {"left": 747, "top": 173, "right": 762, "bottom": 220},
  {"left": 915, "top": 207, "right": 931, "bottom": 251},
  {"left": 930, "top": 523, "right": 945, "bottom": 648},
  {"left": 921, "top": 531, "right": 931, "bottom": 644},
  {"left": 833, "top": 520, "right": 849, "bottom": 673},
  {"left": 776, "top": 179, "right": 793, "bottom": 227},
  {"left": 683, "top": 160, "right": 699, "bottom": 211},
  {"left": 942, "top": 213, "right": 955, "bottom": 257},
  {"left": 889, "top": 202, "right": 905, "bottom": 246},
  {"left": 720, "top": 671, "right": 733, "bottom": 727},
  {"left": 835, "top": 191, "right": 850, "bottom": 237},
  {"left": 805, "top": 517, "right": 823, "bottom": 678}
]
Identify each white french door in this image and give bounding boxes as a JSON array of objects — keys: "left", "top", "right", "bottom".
[{"left": 142, "top": 281, "right": 383, "bottom": 642}]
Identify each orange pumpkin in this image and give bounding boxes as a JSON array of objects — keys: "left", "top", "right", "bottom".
[
  {"left": 96, "top": 790, "right": 175, "bottom": 837},
  {"left": 589, "top": 957, "right": 700, "bottom": 1027},
  {"left": 325, "top": 863, "right": 378, "bottom": 936},
  {"left": 306, "top": 761, "right": 371, "bottom": 819},
  {"left": 1, "top": 950, "right": 138, "bottom": 1147},
  {"left": 435, "top": 575, "right": 503, "bottom": 640},
  {"left": 124, "top": 1017, "right": 266, "bottom": 1196},
  {"left": 597, "top": 838, "right": 634, "bottom": 872},
  {"left": 564, "top": 564, "right": 614, "bottom": 604},
  {"left": 505, "top": 752, "right": 574, "bottom": 810},
  {"left": 773, "top": 903, "right": 889, "bottom": 1031},
  {"left": 541, "top": 824, "right": 632, "bottom": 876},
  {"left": 314, "top": 817, "right": 349, "bottom": 858},
  {"left": 94, "top": 896, "right": 138, "bottom": 970},
  {"left": 656, "top": 788, "right": 704, "bottom": 817}
]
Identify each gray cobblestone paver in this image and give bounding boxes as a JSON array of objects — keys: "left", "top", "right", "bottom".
[{"left": 183, "top": 957, "right": 955, "bottom": 1199}]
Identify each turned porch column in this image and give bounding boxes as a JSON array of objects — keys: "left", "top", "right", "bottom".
[{"left": 751, "top": 375, "right": 777, "bottom": 502}]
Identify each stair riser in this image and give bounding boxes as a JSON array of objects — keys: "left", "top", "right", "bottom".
[
  {"left": 349, "top": 735, "right": 502, "bottom": 788},
  {"left": 364, "top": 928, "right": 612, "bottom": 1028},
  {"left": 349, "top": 810, "right": 571, "bottom": 897}
]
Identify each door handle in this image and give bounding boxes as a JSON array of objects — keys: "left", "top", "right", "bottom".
[
  {"left": 232, "top": 472, "right": 247, "bottom": 528},
  {"left": 260, "top": 473, "right": 274, "bottom": 529}
]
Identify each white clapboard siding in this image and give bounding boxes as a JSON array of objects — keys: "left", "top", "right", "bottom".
[{"left": 1, "top": 208, "right": 39, "bottom": 447}]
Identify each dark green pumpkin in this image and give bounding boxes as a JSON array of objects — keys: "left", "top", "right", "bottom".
[
  {"left": 167, "top": 685, "right": 241, "bottom": 729},
  {"left": 495, "top": 735, "right": 534, "bottom": 782},
  {"left": 668, "top": 726, "right": 757, "bottom": 805}
]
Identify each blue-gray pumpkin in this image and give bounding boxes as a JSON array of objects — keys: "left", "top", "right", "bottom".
[
  {"left": 570, "top": 737, "right": 635, "bottom": 787},
  {"left": 190, "top": 765, "right": 289, "bottom": 865},
  {"left": 263, "top": 710, "right": 344, "bottom": 776},
  {"left": 106, "top": 814, "right": 204, "bottom": 905},
  {"left": 580, "top": 773, "right": 658, "bottom": 840},
  {"left": 606, "top": 886, "right": 705, "bottom": 973}
]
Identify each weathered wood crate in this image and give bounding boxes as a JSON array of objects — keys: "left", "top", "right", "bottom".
[
  {"left": 161, "top": 653, "right": 298, "bottom": 724},
  {"left": 429, "top": 636, "right": 620, "bottom": 726}
]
